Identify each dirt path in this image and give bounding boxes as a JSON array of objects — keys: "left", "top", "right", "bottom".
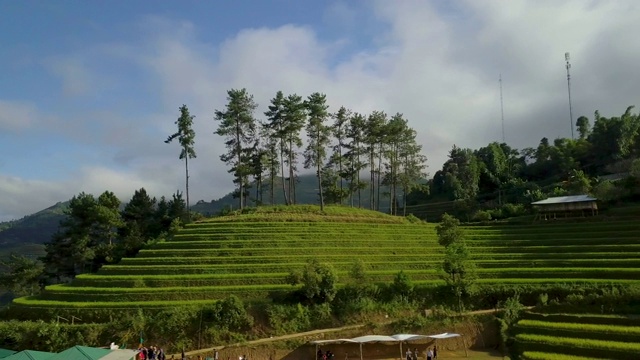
[{"left": 174, "top": 307, "right": 532, "bottom": 358}]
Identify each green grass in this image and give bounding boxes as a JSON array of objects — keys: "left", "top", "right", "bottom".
[
  {"left": 12, "top": 205, "right": 640, "bottom": 311},
  {"left": 515, "top": 333, "right": 640, "bottom": 352},
  {"left": 522, "top": 352, "right": 606, "bottom": 360}
]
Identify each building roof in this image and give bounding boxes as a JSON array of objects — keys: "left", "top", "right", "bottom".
[
  {"left": 1, "top": 350, "right": 55, "bottom": 360},
  {"left": 310, "top": 333, "right": 461, "bottom": 345},
  {"left": 531, "top": 195, "right": 597, "bottom": 205},
  {"left": 0, "top": 348, "right": 17, "bottom": 358},
  {"left": 47, "top": 346, "right": 111, "bottom": 360}
]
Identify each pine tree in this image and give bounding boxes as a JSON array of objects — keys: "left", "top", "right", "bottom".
[
  {"left": 303, "top": 93, "right": 331, "bottom": 210},
  {"left": 165, "top": 105, "right": 196, "bottom": 220},
  {"left": 214, "top": 89, "right": 258, "bottom": 210}
]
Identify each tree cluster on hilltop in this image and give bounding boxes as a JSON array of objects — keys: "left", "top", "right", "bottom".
[
  {"left": 40, "top": 188, "right": 188, "bottom": 282},
  {"left": 417, "top": 105, "right": 640, "bottom": 219},
  {"left": 213, "top": 89, "right": 428, "bottom": 213}
]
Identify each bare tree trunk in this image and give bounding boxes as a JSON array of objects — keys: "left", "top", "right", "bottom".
[
  {"left": 279, "top": 141, "right": 289, "bottom": 205},
  {"left": 318, "top": 162, "right": 324, "bottom": 211},
  {"left": 185, "top": 151, "right": 190, "bottom": 221}
]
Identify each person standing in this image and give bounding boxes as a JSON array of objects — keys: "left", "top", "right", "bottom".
[
  {"left": 426, "top": 348, "right": 433, "bottom": 360},
  {"left": 433, "top": 345, "right": 437, "bottom": 359}
]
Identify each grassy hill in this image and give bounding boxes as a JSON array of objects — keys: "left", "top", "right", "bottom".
[
  {"left": 516, "top": 311, "right": 640, "bottom": 359},
  {"left": 10, "top": 205, "right": 640, "bottom": 320}
]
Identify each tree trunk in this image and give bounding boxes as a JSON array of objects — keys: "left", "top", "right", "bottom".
[
  {"left": 338, "top": 140, "right": 343, "bottom": 204},
  {"left": 370, "top": 150, "right": 375, "bottom": 210},
  {"left": 270, "top": 160, "right": 275, "bottom": 205},
  {"left": 318, "top": 162, "right": 324, "bottom": 211},
  {"left": 236, "top": 123, "right": 243, "bottom": 210},
  {"left": 377, "top": 144, "right": 383, "bottom": 211},
  {"left": 289, "top": 139, "right": 294, "bottom": 205},
  {"left": 184, "top": 150, "right": 190, "bottom": 221},
  {"left": 279, "top": 141, "right": 289, "bottom": 205}
]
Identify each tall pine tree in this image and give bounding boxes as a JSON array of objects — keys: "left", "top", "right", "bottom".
[
  {"left": 303, "top": 93, "right": 331, "bottom": 210},
  {"left": 165, "top": 105, "right": 196, "bottom": 220},
  {"left": 214, "top": 89, "right": 258, "bottom": 210}
]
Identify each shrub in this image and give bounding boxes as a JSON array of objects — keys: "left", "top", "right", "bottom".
[{"left": 472, "top": 210, "right": 492, "bottom": 222}]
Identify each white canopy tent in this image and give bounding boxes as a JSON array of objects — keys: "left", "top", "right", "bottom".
[{"left": 311, "top": 333, "right": 461, "bottom": 360}]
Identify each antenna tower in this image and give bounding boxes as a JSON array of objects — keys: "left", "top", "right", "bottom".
[
  {"left": 499, "top": 74, "right": 505, "bottom": 143},
  {"left": 565, "top": 52, "right": 574, "bottom": 139}
]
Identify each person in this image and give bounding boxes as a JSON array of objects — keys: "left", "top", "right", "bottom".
[
  {"left": 214, "top": 350, "right": 219, "bottom": 360},
  {"left": 317, "top": 348, "right": 323, "bottom": 360},
  {"left": 181, "top": 349, "right": 186, "bottom": 360},
  {"left": 405, "top": 348, "right": 412, "bottom": 360},
  {"left": 412, "top": 348, "right": 418, "bottom": 360},
  {"left": 433, "top": 345, "right": 437, "bottom": 359},
  {"left": 426, "top": 347, "right": 434, "bottom": 360}
]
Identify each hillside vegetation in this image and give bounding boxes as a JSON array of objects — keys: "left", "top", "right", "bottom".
[
  {"left": 516, "top": 311, "right": 640, "bottom": 359},
  {"left": 11, "top": 206, "right": 640, "bottom": 316}
]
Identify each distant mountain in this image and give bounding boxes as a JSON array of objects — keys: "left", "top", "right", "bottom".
[
  {"left": 0, "top": 201, "right": 68, "bottom": 257},
  {"left": 191, "top": 173, "right": 392, "bottom": 215}
]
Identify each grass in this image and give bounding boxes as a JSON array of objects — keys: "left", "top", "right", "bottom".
[
  {"left": 515, "top": 310, "right": 640, "bottom": 359},
  {"left": 12, "top": 205, "right": 640, "bottom": 310},
  {"left": 522, "top": 352, "right": 606, "bottom": 360}
]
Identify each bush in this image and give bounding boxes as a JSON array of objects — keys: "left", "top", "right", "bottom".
[{"left": 472, "top": 210, "right": 492, "bottom": 222}]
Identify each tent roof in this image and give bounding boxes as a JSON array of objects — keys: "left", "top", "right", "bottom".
[
  {"left": 0, "top": 348, "right": 17, "bottom": 358},
  {"left": 98, "top": 349, "right": 139, "bottom": 360},
  {"left": 1, "top": 350, "right": 54, "bottom": 360},
  {"left": 47, "top": 346, "right": 111, "bottom": 360},
  {"left": 531, "top": 195, "right": 597, "bottom": 205},
  {"left": 310, "top": 333, "right": 461, "bottom": 345}
]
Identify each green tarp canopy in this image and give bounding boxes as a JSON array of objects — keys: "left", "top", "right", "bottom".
[
  {"left": 47, "top": 346, "right": 111, "bottom": 360},
  {"left": 0, "top": 348, "right": 17, "bottom": 358},
  {"left": 1, "top": 350, "right": 54, "bottom": 360}
]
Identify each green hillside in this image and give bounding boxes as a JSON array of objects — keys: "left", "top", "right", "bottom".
[
  {"left": 516, "top": 312, "right": 640, "bottom": 359},
  {"left": 11, "top": 205, "right": 640, "bottom": 319}
]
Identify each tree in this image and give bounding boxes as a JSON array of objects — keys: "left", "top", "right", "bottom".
[
  {"left": 265, "top": 91, "right": 290, "bottom": 205},
  {"left": 165, "top": 105, "right": 196, "bottom": 220},
  {"left": 260, "top": 122, "right": 280, "bottom": 205},
  {"left": 286, "top": 259, "right": 337, "bottom": 304},
  {"left": 0, "top": 254, "right": 43, "bottom": 297},
  {"left": 214, "top": 89, "right": 258, "bottom": 210},
  {"left": 435, "top": 213, "right": 476, "bottom": 312},
  {"left": 282, "top": 94, "right": 307, "bottom": 204},
  {"left": 576, "top": 116, "right": 590, "bottom": 140},
  {"left": 330, "top": 107, "right": 351, "bottom": 202},
  {"left": 365, "top": 111, "right": 387, "bottom": 210},
  {"left": 303, "top": 92, "right": 331, "bottom": 210},
  {"left": 398, "top": 127, "right": 427, "bottom": 215},
  {"left": 382, "top": 114, "right": 409, "bottom": 214},
  {"left": 435, "top": 213, "right": 464, "bottom": 247},
  {"left": 443, "top": 146, "right": 480, "bottom": 201},
  {"left": 441, "top": 241, "right": 477, "bottom": 312},
  {"left": 344, "top": 112, "right": 367, "bottom": 207}
]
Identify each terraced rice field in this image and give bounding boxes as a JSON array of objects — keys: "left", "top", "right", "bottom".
[
  {"left": 516, "top": 311, "right": 640, "bottom": 359},
  {"left": 12, "top": 207, "right": 640, "bottom": 310}
]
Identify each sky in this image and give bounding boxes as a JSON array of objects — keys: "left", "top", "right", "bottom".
[{"left": 1, "top": 0, "right": 639, "bottom": 221}]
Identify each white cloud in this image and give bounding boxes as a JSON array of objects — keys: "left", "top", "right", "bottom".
[
  {"left": 45, "top": 56, "right": 92, "bottom": 97},
  {"left": 4, "top": 0, "right": 640, "bottom": 220},
  {"left": 0, "top": 100, "right": 38, "bottom": 131}
]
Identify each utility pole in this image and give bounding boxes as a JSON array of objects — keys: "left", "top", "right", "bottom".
[
  {"left": 565, "top": 52, "right": 574, "bottom": 140},
  {"left": 499, "top": 74, "right": 505, "bottom": 143}
]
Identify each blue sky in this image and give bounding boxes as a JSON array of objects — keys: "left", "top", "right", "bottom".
[{"left": 1, "top": 0, "right": 639, "bottom": 220}]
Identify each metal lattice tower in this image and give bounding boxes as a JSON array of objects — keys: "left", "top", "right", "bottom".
[
  {"left": 565, "top": 52, "right": 574, "bottom": 140},
  {"left": 499, "top": 74, "right": 505, "bottom": 143}
]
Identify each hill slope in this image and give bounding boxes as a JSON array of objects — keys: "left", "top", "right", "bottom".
[
  {"left": 11, "top": 206, "right": 640, "bottom": 321},
  {"left": 0, "top": 202, "right": 68, "bottom": 257}
]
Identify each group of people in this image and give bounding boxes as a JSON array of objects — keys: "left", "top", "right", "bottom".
[
  {"left": 137, "top": 346, "right": 166, "bottom": 360},
  {"left": 406, "top": 345, "right": 437, "bottom": 360},
  {"left": 316, "top": 349, "right": 335, "bottom": 360}
]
